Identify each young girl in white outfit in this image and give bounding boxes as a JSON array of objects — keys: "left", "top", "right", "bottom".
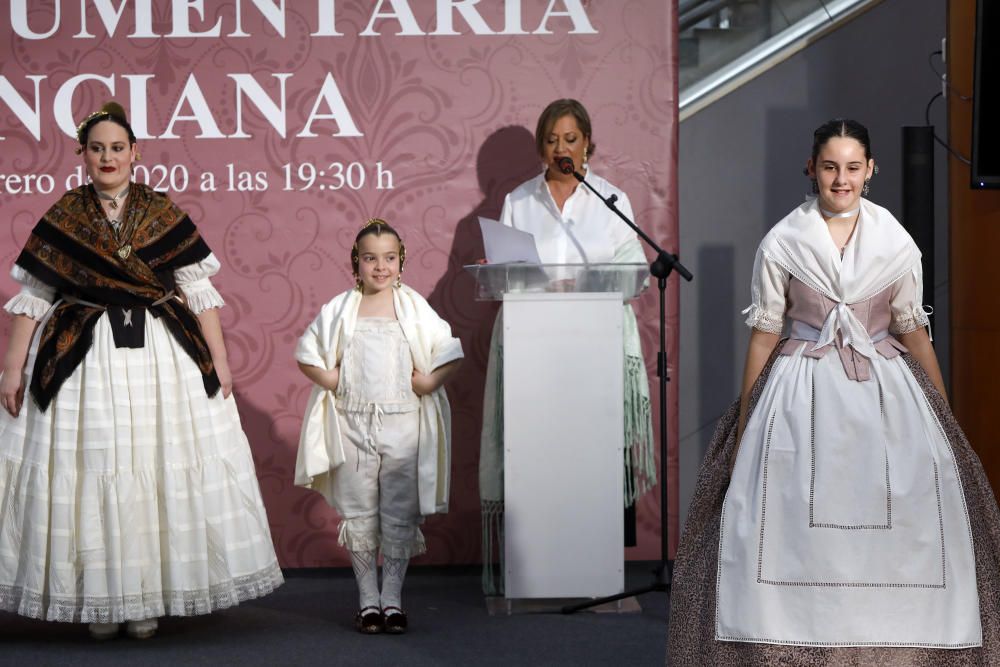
[{"left": 294, "top": 219, "right": 463, "bottom": 634}]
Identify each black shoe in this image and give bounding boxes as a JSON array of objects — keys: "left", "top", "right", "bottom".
[
  {"left": 382, "top": 606, "right": 407, "bottom": 634},
  {"left": 355, "top": 606, "right": 384, "bottom": 634}
]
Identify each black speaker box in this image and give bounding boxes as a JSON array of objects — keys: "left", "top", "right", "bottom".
[
  {"left": 902, "top": 126, "right": 934, "bottom": 314},
  {"left": 972, "top": 0, "right": 1000, "bottom": 188}
]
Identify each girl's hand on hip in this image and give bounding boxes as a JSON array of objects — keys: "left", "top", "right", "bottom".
[{"left": 411, "top": 370, "right": 436, "bottom": 397}]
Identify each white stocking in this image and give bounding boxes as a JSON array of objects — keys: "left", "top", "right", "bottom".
[
  {"left": 380, "top": 556, "right": 410, "bottom": 611},
  {"left": 350, "top": 549, "right": 380, "bottom": 609}
]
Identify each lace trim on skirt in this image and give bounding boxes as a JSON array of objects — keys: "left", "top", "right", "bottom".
[{"left": 0, "top": 561, "right": 283, "bottom": 623}]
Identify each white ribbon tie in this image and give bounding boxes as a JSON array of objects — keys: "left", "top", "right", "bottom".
[{"left": 811, "top": 301, "right": 876, "bottom": 359}]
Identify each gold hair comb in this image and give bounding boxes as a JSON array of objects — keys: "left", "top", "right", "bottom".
[
  {"left": 361, "top": 217, "right": 389, "bottom": 230},
  {"left": 75, "top": 110, "right": 111, "bottom": 143}
]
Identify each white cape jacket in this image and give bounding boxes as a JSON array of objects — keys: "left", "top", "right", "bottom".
[{"left": 293, "top": 285, "right": 463, "bottom": 515}]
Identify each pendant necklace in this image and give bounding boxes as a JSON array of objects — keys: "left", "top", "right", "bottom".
[
  {"left": 96, "top": 184, "right": 129, "bottom": 210},
  {"left": 96, "top": 185, "right": 133, "bottom": 260},
  {"left": 822, "top": 206, "right": 860, "bottom": 256}
]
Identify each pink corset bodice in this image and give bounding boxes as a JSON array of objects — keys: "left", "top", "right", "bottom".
[{"left": 779, "top": 278, "right": 908, "bottom": 381}]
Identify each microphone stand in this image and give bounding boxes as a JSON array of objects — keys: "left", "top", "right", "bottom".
[{"left": 561, "top": 166, "right": 692, "bottom": 614}]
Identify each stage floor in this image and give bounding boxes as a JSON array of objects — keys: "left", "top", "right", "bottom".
[{"left": 0, "top": 562, "right": 670, "bottom": 666}]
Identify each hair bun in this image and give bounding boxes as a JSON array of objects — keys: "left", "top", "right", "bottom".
[{"left": 100, "top": 101, "right": 128, "bottom": 124}]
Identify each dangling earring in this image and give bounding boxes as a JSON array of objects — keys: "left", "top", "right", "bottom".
[
  {"left": 811, "top": 179, "right": 819, "bottom": 195},
  {"left": 863, "top": 164, "right": 877, "bottom": 197},
  {"left": 351, "top": 245, "right": 361, "bottom": 291},
  {"left": 396, "top": 242, "right": 406, "bottom": 289}
]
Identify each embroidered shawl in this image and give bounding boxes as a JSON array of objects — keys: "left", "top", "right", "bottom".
[
  {"left": 15, "top": 183, "right": 220, "bottom": 410},
  {"left": 294, "top": 285, "right": 464, "bottom": 516}
]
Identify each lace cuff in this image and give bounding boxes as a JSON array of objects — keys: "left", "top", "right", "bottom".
[
  {"left": 4, "top": 287, "right": 54, "bottom": 321},
  {"left": 743, "top": 304, "right": 784, "bottom": 334},
  {"left": 179, "top": 278, "right": 225, "bottom": 314},
  {"left": 889, "top": 305, "right": 931, "bottom": 336}
]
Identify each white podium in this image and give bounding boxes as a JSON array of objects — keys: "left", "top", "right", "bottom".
[{"left": 466, "top": 263, "right": 648, "bottom": 599}]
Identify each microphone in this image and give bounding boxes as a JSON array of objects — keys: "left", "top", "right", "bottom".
[{"left": 556, "top": 156, "right": 575, "bottom": 175}]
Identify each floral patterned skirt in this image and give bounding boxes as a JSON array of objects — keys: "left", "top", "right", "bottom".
[{"left": 667, "top": 351, "right": 1000, "bottom": 665}]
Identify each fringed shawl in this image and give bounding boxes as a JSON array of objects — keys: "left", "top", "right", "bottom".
[{"left": 15, "top": 183, "right": 220, "bottom": 410}]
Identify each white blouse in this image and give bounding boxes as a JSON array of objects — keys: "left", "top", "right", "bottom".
[
  {"left": 499, "top": 170, "right": 643, "bottom": 264},
  {"left": 335, "top": 317, "right": 420, "bottom": 414},
  {"left": 745, "top": 250, "right": 931, "bottom": 337}
]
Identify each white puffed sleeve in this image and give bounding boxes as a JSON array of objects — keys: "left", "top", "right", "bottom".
[
  {"left": 742, "top": 247, "right": 789, "bottom": 334},
  {"left": 4, "top": 265, "right": 56, "bottom": 321},
  {"left": 175, "top": 253, "right": 225, "bottom": 314},
  {"left": 889, "top": 264, "right": 932, "bottom": 338}
]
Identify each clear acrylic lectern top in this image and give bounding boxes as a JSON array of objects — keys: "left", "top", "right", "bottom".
[{"left": 463, "top": 263, "right": 649, "bottom": 301}]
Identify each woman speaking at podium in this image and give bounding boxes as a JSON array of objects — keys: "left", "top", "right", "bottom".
[{"left": 478, "top": 98, "right": 656, "bottom": 593}]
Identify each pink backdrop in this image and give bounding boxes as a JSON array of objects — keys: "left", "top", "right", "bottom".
[{"left": 0, "top": 1, "right": 678, "bottom": 567}]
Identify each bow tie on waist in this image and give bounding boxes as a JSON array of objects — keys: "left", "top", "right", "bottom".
[
  {"left": 812, "top": 301, "right": 878, "bottom": 360},
  {"left": 788, "top": 307, "right": 890, "bottom": 382}
]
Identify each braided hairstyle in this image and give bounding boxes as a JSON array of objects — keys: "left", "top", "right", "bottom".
[{"left": 350, "top": 218, "right": 406, "bottom": 289}]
